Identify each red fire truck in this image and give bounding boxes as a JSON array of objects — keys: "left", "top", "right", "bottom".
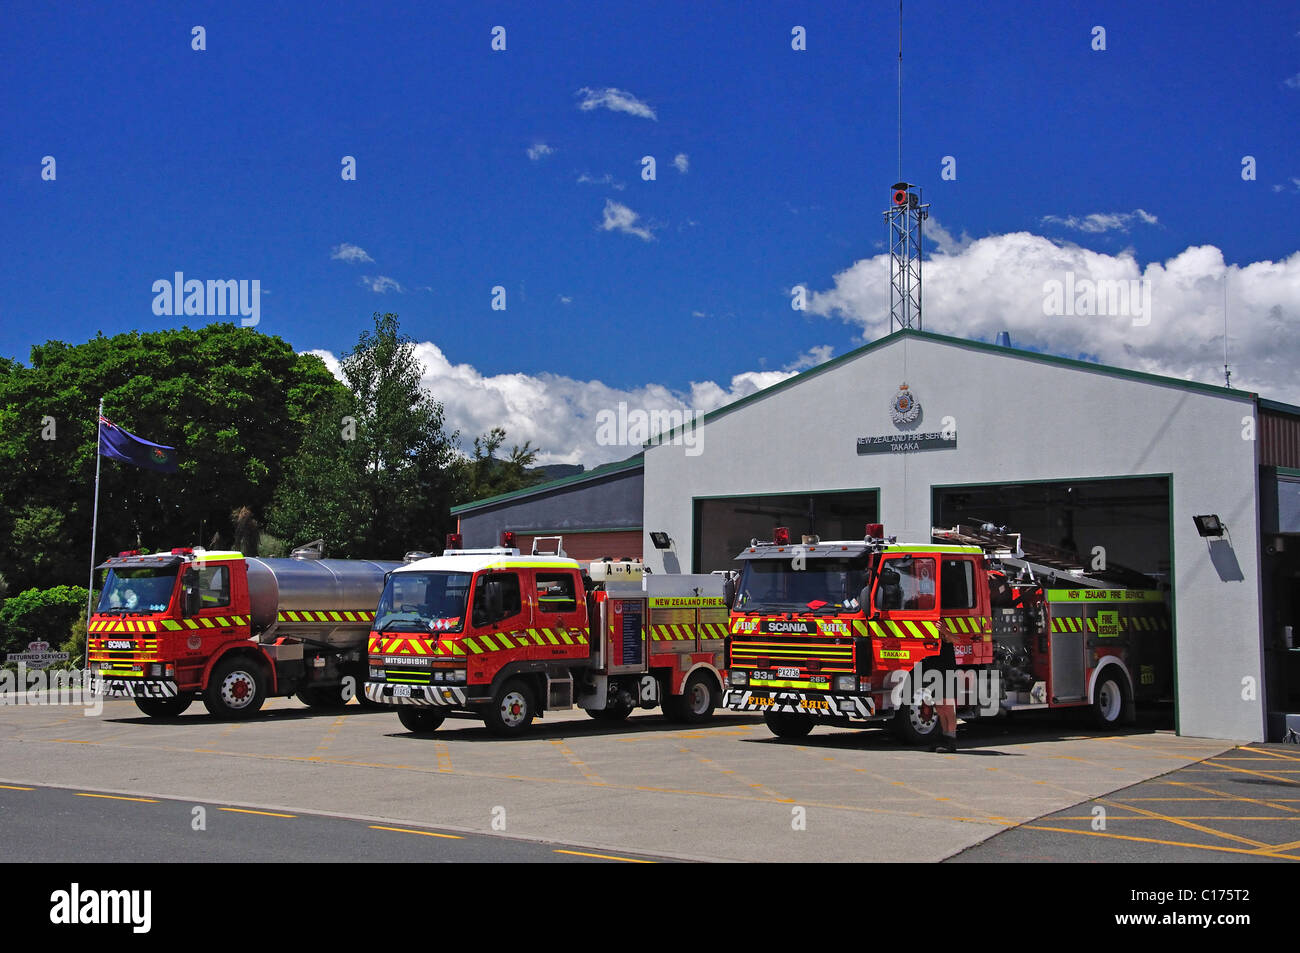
[
  {"left": 88, "top": 542, "right": 400, "bottom": 718},
  {"left": 363, "top": 533, "right": 729, "bottom": 736},
  {"left": 722, "top": 524, "right": 1171, "bottom": 742}
]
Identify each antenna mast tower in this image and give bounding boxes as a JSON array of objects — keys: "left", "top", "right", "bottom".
[{"left": 885, "top": 2, "right": 928, "bottom": 332}]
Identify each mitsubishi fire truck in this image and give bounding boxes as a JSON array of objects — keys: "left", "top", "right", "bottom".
[
  {"left": 88, "top": 542, "right": 400, "bottom": 719},
  {"left": 363, "top": 533, "right": 729, "bottom": 736},
  {"left": 722, "top": 523, "right": 1171, "bottom": 742}
]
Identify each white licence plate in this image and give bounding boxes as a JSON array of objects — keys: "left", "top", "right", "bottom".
[
  {"left": 776, "top": 667, "right": 800, "bottom": 678},
  {"left": 392, "top": 685, "right": 412, "bottom": 697}
]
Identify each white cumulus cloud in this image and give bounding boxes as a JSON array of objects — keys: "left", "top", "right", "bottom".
[
  {"left": 331, "top": 243, "right": 374, "bottom": 264},
  {"left": 526, "top": 142, "right": 554, "bottom": 161},
  {"left": 673, "top": 153, "right": 690, "bottom": 173},
  {"left": 576, "top": 86, "right": 657, "bottom": 120},
  {"left": 1041, "top": 209, "right": 1159, "bottom": 233},
  {"left": 600, "top": 200, "right": 655, "bottom": 241},
  {"left": 805, "top": 225, "right": 1300, "bottom": 405},
  {"left": 303, "top": 343, "right": 802, "bottom": 467},
  {"left": 360, "top": 275, "right": 404, "bottom": 294}
]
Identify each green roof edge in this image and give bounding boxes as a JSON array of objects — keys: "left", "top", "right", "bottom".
[{"left": 451, "top": 452, "right": 644, "bottom": 514}]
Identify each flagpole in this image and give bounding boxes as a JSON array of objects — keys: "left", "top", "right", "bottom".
[{"left": 86, "top": 398, "right": 104, "bottom": 632}]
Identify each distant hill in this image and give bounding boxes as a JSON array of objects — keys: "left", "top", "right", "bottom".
[{"left": 529, "top": 464, "right": 584, "bottom": 481}]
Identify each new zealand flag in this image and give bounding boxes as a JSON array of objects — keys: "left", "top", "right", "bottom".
[{"left": 98, "top": 415, "right": 179, "bottom": 473}]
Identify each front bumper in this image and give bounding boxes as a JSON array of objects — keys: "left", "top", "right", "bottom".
[
  {"left": 92, "top": 677, "right": 181, "bottom": 699},
  {"left": 364, "top": 682, "right": 468, "bottom": 707},
  {"left": 723, "top": 688, "right": 876, "bottom": 719}
]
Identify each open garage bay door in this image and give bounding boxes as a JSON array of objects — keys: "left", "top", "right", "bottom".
[
  {"left": 933, "top": 475, "right": 1174, "bottom": 729},
  {"left": 693, "top": 490, "right": 879, "bottom": 573}
]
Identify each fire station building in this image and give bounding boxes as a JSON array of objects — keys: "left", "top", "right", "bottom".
[{"left": 455, "top": 329, "right": 1300, "bottom": 743}]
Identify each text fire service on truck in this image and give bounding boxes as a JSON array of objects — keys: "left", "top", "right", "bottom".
[
  {"left": 722, "top": 523, "right": 1171, "bottom": 741},
  {"left": 363, "top": 532, "right": 729, "bottom": 736},
  {"left": 88, "top": 541, "right": 401, "bottom": 719}
]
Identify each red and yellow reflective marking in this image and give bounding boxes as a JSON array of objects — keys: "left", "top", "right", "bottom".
[
  {"left": 277, "top": 610, "right": 374, "bottom": 624},
  {"left": 369, "top": 628, "right": 591, "bottom": 658}
]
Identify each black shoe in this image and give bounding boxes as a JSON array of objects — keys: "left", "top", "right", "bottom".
[{"left": 935, "top": 734, "right": 957, "bottom": 753}]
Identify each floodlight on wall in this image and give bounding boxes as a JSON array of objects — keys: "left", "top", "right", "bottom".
[
  {"left": 1193, "top": 515, "right": 1226, "bottom": 538},
  {"left": 649, "top": 532, "right": 673, "bottom": 550}
]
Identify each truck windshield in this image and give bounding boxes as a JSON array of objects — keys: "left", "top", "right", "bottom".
[
  {"left": 375, "top": 571, "right": 472, "bottom": 633},
  {"left": 96, "top": 568, "right": 178, "bottom": 614},
  {"left": 733, "top": 557, "right": 869, "bottom": 613}
]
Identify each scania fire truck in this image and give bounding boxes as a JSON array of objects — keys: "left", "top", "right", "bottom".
[
  {"left": 364, "top": 533, "right": 729, "bottom": 736},
  {"left": 88, "top": 541, "right": 400, "bottom": 719},
  {"left": 722, "top": 523, "right": 1171, "bottom": 742}
]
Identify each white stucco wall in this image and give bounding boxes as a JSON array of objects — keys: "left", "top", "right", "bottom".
[{"left": 643, "top": 332, "right": 1264, "bottom": 741}]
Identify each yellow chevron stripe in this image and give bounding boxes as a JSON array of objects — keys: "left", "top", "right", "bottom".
[
  {"left": 577, "top": 634, "right": 588, "bottom": 644},
  {"left": 559, "top": 631, "right": 574, "bottom": 644}
]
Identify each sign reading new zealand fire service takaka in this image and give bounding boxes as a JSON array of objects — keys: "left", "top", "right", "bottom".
[{"left": 856, "top": 383, "right": 956, "bottom": 455}]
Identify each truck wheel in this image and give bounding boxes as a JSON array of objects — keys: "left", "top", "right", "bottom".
[
  {"left": 483, "top": 679, "right": 535, "bottom": 737},
  {"left": 297, "top": 685, "right": 349, "bottom": 710},
  {"left": 891, "top": 703, "right": 941, "bottom": 745},
  {"left": 397, "top": 708, "right": 446, "bottom": 733},
  {"left": 202, "top": 657, "right": 267, "bottom": 719},
  {"left": 133, "top": 695, "right": 192, "bottom": 718},
  {"left": 673, "top": 672, "right": 717, "bottom": 724},
  {"left": 763, "top": 710, "right": 814, "bottom": 739},
  {"left": 1092, "top": 673, "right": 1129, "bottom": 728}
]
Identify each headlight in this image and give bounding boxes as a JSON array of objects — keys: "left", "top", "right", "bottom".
[
  {"left": 835, "top": 675, "right": 856, "bottom": 692},
  {"left": 369, "top": 667, "right": 384, "bottom": 678},
  {"left": 729, "top": 670, "right": 748, "bottom": 686},
  {"left": 452, "top": 669, "right": 466, "bottom": 682}
]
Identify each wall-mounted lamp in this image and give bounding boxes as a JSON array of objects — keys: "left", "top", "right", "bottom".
[
  {"left": 649, "top": 531, "right": 673, "bottom": 550},
  {"left": 1192, "top": 515, "right": 1226, "bottom": 538}
]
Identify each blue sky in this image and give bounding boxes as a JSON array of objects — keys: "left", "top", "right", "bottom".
[{"left": 4, "top": 1, "right": 1298, "bottom": 464}]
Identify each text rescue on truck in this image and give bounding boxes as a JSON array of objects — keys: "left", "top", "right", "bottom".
[
  {"left": 88, "top": 542, "right": 400, "bottom": 718},
  {"left": 363, "top": 532, "right": 729, "bottom": 736},
  {"left": 722, "top": 524, "right": 1171, "bottom": 741}
]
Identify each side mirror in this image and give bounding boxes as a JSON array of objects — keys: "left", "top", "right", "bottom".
[
  {"left": 182, "top": 570, "right": 201, "bottom": 617},
  {"left": 486, "top": 579, "right": 504, "bottom": 623}
]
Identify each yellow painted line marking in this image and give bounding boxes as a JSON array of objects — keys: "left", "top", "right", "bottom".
[
  {"left": 1098, "top": 799, "right": 1271, "bottom": 849},
  {"left": 1203, "top": 760, "right": 1300, "bottom": 786},
  {"left": 554, "top": 849, "right": 654, "bottom": 863},
  {"left": 1255, "top": 837, "right": 1300, "bottom": 853},
  {"left": 434, "top": 739, "right": 453, "bottom": 774},
  {"left": 1021, "top": 824, "right": 1300, "bottom": 861},
  {"left": 369, "top": 825, "right": 461, "bottom": 839},
  {"left": 76, "top": 793, "right": 159, "bottom": 803},
  {"left": 1242, "top": 747, "right": 1300, "bottom": 763},
  {"left": 219, "top": 807, "right": 296, "bottom": 818},
  {"left": 0, "top": 784, "right": 36, "bottom": 791}
]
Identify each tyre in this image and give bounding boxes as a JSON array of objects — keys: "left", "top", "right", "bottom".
[
  {"left": 763, "top": 709, "right": 814, "bottom": 739},
  {"left": 891, "top": 702, "right": 941, "bottom": 745},
  {"left": 202, "top": 656, "right": 268, "bottom": 719},
  {"left": 1092, "top": 672, "right": 1129, "bottom": 728},
  {"left": 483, "top": 678, "right": 536, "bottom": 737},
  {"left": 671, "top": 672, "right": 717, "bottom": 725},
  {"left": 297, "top": 684, "right": 350, "bottom": 710},
  {"left": 397, "top": 707, "right": 447, "bottom": 733},
  {"left": 133, "top": 695, "right": 192, "bottom": 718}
]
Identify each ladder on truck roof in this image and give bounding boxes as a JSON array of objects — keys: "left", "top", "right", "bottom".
[{"left": 931, "top": 523, "right": 1158, "bottom": 591}]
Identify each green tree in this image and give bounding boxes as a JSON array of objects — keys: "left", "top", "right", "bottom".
[
  {"left": 0, "top": 325, "right": 346, "bottom": 590},
  {"left": 269, "top": 314, "right": 460, "bottom": 558},
  {"left": 459, "top": 427, "right": 546, "bottom": 502},
  {"left": 0, "top": 585, "right": 89, "bottom": 657}
]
